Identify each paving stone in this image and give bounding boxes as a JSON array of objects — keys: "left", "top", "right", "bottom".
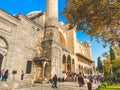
[{"left": 12, "top": 82, "right": 99, "bottom": 90}]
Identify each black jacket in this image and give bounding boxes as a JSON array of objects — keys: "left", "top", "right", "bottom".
[{"left": 53, "top": 76, "right": 57, "bottom": 83}]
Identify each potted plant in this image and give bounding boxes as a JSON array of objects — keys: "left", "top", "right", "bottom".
[{"left": 12, "top": 70, "right": 17, "bottom": 80}]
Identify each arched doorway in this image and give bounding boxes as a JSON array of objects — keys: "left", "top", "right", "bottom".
[
  {"left": 34, "top": 61, "right": 42, "bottom": 82},
  {"left": 0, "top": 54, "right": 3, "bottom": 70},
  {"left": 72, "top": 59, "right": 75, "bottom": 72},
  {"left": 67, "top": 55, "right": 71, "bottom": 72},
  {"left": 0, "top": 36, "right": 8, "bottom": 70},
  {"left": 44, "top": 62, "right": 50, "bottom": 80},
  {"left": 62, "top": 55, "right": 66, "bottom": 73}
]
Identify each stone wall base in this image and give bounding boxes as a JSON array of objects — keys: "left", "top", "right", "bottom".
[{"left": 0, "top": 80, "right": 34, "bottom": 90}]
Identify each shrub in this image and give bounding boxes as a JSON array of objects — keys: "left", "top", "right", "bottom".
[
  {"left": 12, "top": 70, "right": 17, "bottom": 74},
  {"left": 95, "top": 82, "right": 107, "bottom": 90}
]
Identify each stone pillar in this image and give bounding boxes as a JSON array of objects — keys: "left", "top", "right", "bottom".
[{"left": 42, "top": 61, "right": 46, "bottom": 83}]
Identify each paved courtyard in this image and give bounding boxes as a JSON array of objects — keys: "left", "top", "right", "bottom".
[{"left": 13, "top": 82, "right": 99, "bottom": 90}]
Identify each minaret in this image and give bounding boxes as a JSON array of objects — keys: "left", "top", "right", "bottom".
[
  {"left": 44, "top": 0, "right": 60, "bottom": 42},
  {"left": 42, "top": 0, "right": 61, "bottom": 80},
  {"left": 46, "top": 0, "right": 58, "bottom": 22}
]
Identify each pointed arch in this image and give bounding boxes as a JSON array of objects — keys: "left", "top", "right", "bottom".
[
  {"left": 59, "top": 31, "right": 66, "bottom": 46},
  {"left": 0, "top": 36, "right": 8, "bottom": 49},
  {"left": 67, "top": 55, "right": 71, "bottom": 71},
  {"left": 0, "top": 36, "right": 8, "bottom": 70},
  {"left": 62, "top": 55, "right": 66, "bottom": 73}
]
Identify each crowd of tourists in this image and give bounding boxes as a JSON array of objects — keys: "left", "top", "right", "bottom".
[
  {"left": 51, "top": 71, "right": 105, "bottom": 88},
  {"left": 69, "top": 72, "right": 104, "bottom": 87}
]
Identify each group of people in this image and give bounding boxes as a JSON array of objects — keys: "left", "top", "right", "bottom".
[
  {"left": 0, "top": 69, "right": 9, "bottom": 81},
  {"left": 51, "top": 72, "right": 104, "bottom": 89},
  {"left": 0, "top": 69, "right": 25, "bottom": 81},
  {"left": 74, "top": 73, "right": 105, "bottom": 87},
  {"left": 77, "top": 72, "right": 93, "bottom": 87},
  {"left": 51, "top": 72, "right": 92, "bottom": 88}
]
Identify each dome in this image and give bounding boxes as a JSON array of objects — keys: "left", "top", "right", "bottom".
[{"left": 26, "top": 11, "right": 42, "bottom": 18}]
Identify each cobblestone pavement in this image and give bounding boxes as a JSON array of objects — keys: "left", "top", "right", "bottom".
[{"left": 14, "top": 82, "right": 99, "bottom": 90}]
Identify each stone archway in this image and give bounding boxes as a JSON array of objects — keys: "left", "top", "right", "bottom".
[
  {"left": 44, "top": 62, "right": 50, "bottom": 81},
  {"left": 0, "top": 54, "right": 3, "bottom": 70},
  {"left": 67, "top": 55, "right": 71, "bottom": 72},
  {"left": 62, "top": 55, "right": 66, "bottom": 73},
  {"left": 0, "top": 36, "right": 8, "bottom": 70}
]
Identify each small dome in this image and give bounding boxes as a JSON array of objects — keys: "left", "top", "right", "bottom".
[{"left": 26, "top": 11, "right": 42, "bottom": 18}]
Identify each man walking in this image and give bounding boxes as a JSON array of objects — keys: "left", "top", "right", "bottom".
[{"left": 52, "top": 74, "right": 58, "bottom": 88}]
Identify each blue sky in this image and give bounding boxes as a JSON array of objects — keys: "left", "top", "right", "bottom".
[{"left": 0, "top": 0, "right": 109, "bottom": 64}]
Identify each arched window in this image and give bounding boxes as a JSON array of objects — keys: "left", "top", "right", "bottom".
[
  {"left": 67, "top": 55, "right": 71, "bottom": 71},
  {"left": 62, "top": 55, "right": 66, "bottom": 64},
  {"left": 62, "top": 55, "right": 66, "bottom": 73}
]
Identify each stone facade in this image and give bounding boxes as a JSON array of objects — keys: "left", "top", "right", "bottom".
[{"left": 0, "top": 0, "right": 95, "bottom": 84}]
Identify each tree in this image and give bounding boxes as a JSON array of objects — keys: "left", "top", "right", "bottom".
[
  {"left": 104, "top": 60, "right": 111, "bottom": 72},
  {"left": 102, "top": 52, "right": 108, "bottom": 57},
  {"left": 63, "top": 0, "right": 120, "bottom": 46},
  {"left": 103, "top": 59, "right": 111, "bottom": 78},
  {"left": 114, "top": 58, "right": 120, "bottom": 78},
  {"left": 110, "top": 47, "right": 116, "bottom": 74},
  {"left": 110, "top": 47, "right": 116, "bottom": 61},
  {"left": 97, "top": 57, "right": 103, "bottom": 73},
  {"left": 114, "top": 46, "right": 120, "bottom": 59}
]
